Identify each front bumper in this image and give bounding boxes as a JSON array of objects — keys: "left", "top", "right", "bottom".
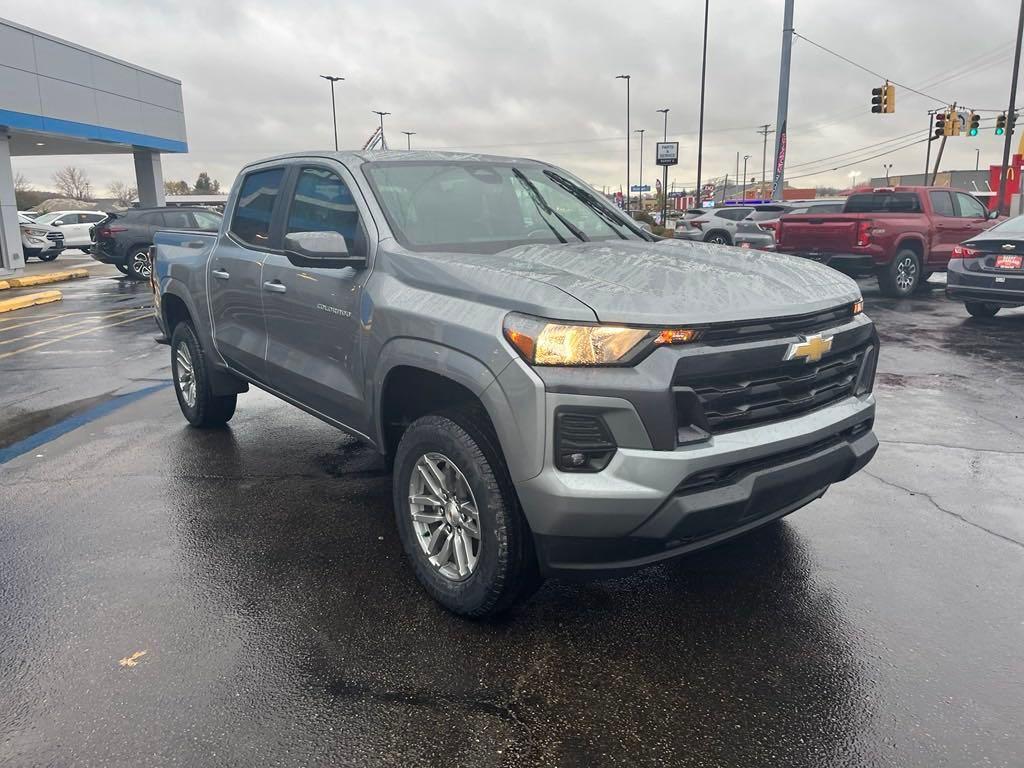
[
  {"left": 946, "top": 257, "right": 1024, "bottom": 306},
  {"left": 517, "top": 393, "right": 876, "bottom": 576}
]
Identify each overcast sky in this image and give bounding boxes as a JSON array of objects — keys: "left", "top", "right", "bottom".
[{"left": 2, "top": 0, "right": 1018, "bottom": 197}]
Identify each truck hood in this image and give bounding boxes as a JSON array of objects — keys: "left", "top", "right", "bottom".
[{"left": 388, "top": 239, "right": 861, "bottom": 326}]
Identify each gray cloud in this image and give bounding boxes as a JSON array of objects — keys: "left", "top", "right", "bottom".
[{"left": 3, "top": 0, "right": 1015, "bottom": 195}]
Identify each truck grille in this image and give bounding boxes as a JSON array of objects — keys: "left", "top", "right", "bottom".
[{"left": 676, "top": 342, "right": 870, "bottom": 433}]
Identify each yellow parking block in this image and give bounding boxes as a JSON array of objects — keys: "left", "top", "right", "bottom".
[
  {"left": 0, "top": 290, "right": 63, "bottom": 313},
  {"left": 0, "top": 268, "right": 89, "bottom": 291}
]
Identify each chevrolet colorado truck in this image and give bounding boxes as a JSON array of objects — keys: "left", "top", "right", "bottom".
[
  {"left": 776, "top": 186, "right": 999, "bottom": 297},
  {"left": 153, "top": 151, "right": 879, "bottom": 617}
]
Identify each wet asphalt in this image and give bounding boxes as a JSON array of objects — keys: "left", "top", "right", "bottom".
[{"left": 1, "top": 264, "right": 1022, "bottom": 767}]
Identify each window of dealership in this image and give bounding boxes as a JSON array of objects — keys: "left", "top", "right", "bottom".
[{"left": 0, "top": 17, "right": 188, "bottom": 276}]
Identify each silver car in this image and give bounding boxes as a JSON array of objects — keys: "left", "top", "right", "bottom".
[{"left": 678, "top": 205, "right": 755, "bottom": 245}]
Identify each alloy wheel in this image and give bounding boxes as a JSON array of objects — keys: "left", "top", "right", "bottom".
[
  {"left": 174, "top": 343, "right": 196, "bottom": 408},
  {"left": 895, "top": 256, "right": 917, "bottom": 292},
  {"left": 408, "top": 452, "right": 481, "bottom": 581},
  {"left": 132, "top": 251, "right": 152, "bottom": 279}
]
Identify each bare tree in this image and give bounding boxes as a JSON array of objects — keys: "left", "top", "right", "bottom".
[
  {"left": 53, "top": 166, "right": 93, "bottom": 201},
  {"left": 108, "top": 181, "right": 138, "bottom": 207},
  {"left": 163, "top": 180, "right": 190, "bottom": 196},
  {"left": 14, "top": 172, "right": 31, "bottom": 193}
]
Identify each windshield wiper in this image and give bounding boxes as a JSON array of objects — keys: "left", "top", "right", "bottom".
[
  {"left": 543, "top": 170, "right": 644, "bottom": 240},
  {"left": 511, "top": 168, "right": 588, "bottom": 243}
]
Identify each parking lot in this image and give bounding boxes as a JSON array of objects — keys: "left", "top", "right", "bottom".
[{"left": 0, "top": 263, "right": 1020, "bottom": 766}]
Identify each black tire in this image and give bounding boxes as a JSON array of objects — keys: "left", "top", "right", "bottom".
[
  {"left": 38, "top": 251, "right": 59, "bottom": 262},
  {"left": 877, "top": 248, "right": 921, "bottom": 297},
  {"left": 115, "top": 262, "right": 129, "bottom": 275},
  {"left": 126, "top": 245, "right": 152, "bottom": 281},
  {"left": 964, "top": 301, "right": 1001, "bottom": 318},
  {"left": 169, "top": 322, "right": 236, "bottom": 427},
  {"left": 393, "top": 412, "right": 540, "bottom": 618},
  {"left": 704, "top": 230, "right": 732, "bottom": 245}
]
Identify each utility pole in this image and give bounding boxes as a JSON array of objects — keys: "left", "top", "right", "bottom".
[
  {"left": 734, "top": 153, "right": 739, "bottom": 200},
  {"left": 997, "top": 0, "right": 1024, "bottom": 215},
  {"left": 402, "top": 131, "right": 416, "bottom": 150},
  {"left": 757, "top": 124, "right": 773, "bottom": 198},
  {"left": 771, "top": 0, "right": 795, "bottom": 200},
  {"left": 924, "top": 110, "right": 935, "bottom": 178},
  {"left": 695, "top": 0, "right": 709, "bottom": 205},
  {"left": 615, "top": 75, "right": 631, "bottom": 210},
  {"left": 720, "top": 173, "right": 728, "bottom": 204},
  {"left": 319, "top": 74, "right": 344, "bottom": 151},
  {"left": 742, "top": 155, "right": 750, "bottom": 200},
  {"left": 372, "top": 111, "right": 391, "bottom": 149},
  {"left": 635, "top": 129, "right": 645, "bottom": 210},
  {"left": 931, "top": 135, "right": 948, "bottom": 186},
  {"left": 976, "top": 148, "right": 980, "bottom": 171},
  {"left": 657, "top": 108, "right": 670, "bottom": 223}
]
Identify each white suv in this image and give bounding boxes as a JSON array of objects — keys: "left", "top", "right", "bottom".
[
  {"left": 18, "top": 212, "right": 64, "bottom": 262},
  {"left": 33, "top": 210, "right": 107, "bottom": 251}
]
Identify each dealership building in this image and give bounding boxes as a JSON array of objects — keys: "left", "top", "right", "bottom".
[{"left": 0, "top": 17, "right": 187, "bottom": 275}]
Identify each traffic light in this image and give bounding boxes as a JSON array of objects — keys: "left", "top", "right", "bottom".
[
  {"left": 968, "top": 111, "right": 980, "bottom": 136},
  {"left": 871, "top": 83, "right": 896, "bottom": 114},
  {"left": 934, "top": 111, "right": 947, "bottom": 138},
  {"left": 996, "top": 112, "right": 1007, "bottom": 135}
]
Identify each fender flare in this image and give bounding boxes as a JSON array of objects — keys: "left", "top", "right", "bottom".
[
  {"left": 372, "top": 338, "right": 538, "bottom": 482},
  {"left": 894, "top": 234, "right": 928, "bottom": 263}
]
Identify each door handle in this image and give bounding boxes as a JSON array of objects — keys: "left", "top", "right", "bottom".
[
  {"left": 182, "top": 240, "right": 206, "bottom": 249},
  {"left": 263, "top": 280, "right": 287, "bottom": 294},
  {"left": 211, "top": 268, "right": 230, "bottom": 280}
]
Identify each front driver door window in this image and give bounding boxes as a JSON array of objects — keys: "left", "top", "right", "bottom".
[{"left": 261, "top": 165, "right": 372, "bottom": 432}]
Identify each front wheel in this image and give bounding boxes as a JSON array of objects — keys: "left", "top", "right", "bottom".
[
  {"left": 877, "top": 249, "right": 921, "bottom": 297},
  {"left": 127, "top": 247, "right": 152, "bottom": 280},
  {"left": 393, "top": 412, "right": 540, "bottom": 618},
  {"left": 170, "top": 322, "right": 236, "bottom": 427},
  {"left": 964, "top": 301, "right": 1001, "bottom": 318},
  {"left": 38, "top": 252, "right": 59, "bottom": 262}
]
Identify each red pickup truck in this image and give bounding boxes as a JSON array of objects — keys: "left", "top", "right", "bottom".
[{"left": 776, "top": 187, "right": 1000, "bottom": 297}]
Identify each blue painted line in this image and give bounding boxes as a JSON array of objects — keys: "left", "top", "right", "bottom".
[
  {"left": 0, "top": 108, "right": 188, "bottom": 153},
  {"left": 0, "top": 382, "right": 171, "bottom": 465}
]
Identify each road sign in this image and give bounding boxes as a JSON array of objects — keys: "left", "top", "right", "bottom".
[
  {"left": 630, "top": 185, "right": 651, "bottom": 192},
  {"left": 655, "top": 141, "right": 679, "bottom": 166}
]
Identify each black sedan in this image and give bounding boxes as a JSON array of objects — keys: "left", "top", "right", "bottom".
[{"left": 947, "top": 214, "right": 1024, "bottom": 317}]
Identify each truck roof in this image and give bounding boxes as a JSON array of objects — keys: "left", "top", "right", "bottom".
[{"left": 243, "top": 149, "right": 542, "bottom": 169}]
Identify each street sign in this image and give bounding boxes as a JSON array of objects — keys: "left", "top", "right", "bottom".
[
  {"left": 656, "top": 141, "right": 679, "bottom": 166},
  {"left": 630, "top": 185, "right": 651, "bottom": 192}
]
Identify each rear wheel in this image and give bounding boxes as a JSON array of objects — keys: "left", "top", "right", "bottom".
[
  {"left": 393, "top": 412, "right": 540, "bottom": 618},
  {"left": 170, "top": 322, "right": 236, "bottom": 427},
  {"left": 877, "top": 249, "right": 921, "bottom": 297},
  {"left": 964, "top": 301, "right": 1001, "bottom": 318},
  {"left": 127, "top": 246, "right": 152, "bottom": 280},
  {"left": 704, "top": 230, "right": 732, "bottom": 245}
]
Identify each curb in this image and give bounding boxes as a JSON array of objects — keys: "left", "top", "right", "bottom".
[
  {"left": 0, "top": 290, "right": 63, "bottom": 313},
  {"left": 0, "top": 268, "right": 89, "bottom": 291}
]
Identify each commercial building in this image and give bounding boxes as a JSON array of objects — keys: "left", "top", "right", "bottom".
[{"left": 0, "top": 18, "right": 187, "bottom": 276}]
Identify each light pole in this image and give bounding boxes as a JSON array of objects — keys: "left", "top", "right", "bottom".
[
  {"left": 319, "top": 74, "right": 344, "bottom": 151},
  {"left": 372, "top": 110, "right": 391, "bottom": 149},
  {"left": 696, "top": 0, "right": 709, "bottom": 203},
  {"left": 402, "top": 131, "right": 416, "bottom": 150},
  {"left": 616, "top": 74, "right": 631, "bottom": 210},
  {"left": 883, "top": 163, "right": 893, "bottom": 183},
  {"left": 741, "top": 155, "right": 751, "bottom": 200},
  {"left": 997, "top": 0, "right": 1024, "bottom": 214},
  {"left": 657, "top": 108, "right": 670, "bottom": 223},
  {"left": 975, "top": 148, "right": 980, "bottom": 171},
  {"left": 635, "top": 129, "right": 645, "bottom": 210},
  {"left": 849, "top": 170, "right": 861, "bottom": 189}
]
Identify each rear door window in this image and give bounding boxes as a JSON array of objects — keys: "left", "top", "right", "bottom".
[
  {"left": 929, "top": 191, "right": 956, "bottom": 217},
  {"left": 162, "top": 210, "right": 193, "bottom": 228},
  {"left": 230, "top": 167, "right": 285, "bottom": 248}
]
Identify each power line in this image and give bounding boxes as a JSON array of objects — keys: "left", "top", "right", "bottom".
[
  {"left": 786, "top": 137, "right": 930, "bottom": 181},
  {"left": 793, "top": 32, "right": 948, "bottom": 104}
]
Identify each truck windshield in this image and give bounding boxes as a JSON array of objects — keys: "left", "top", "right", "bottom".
[
  {"left": 844, "top": 193, "right": 922, "bottom": 213},
  {"left": 363, "top": 161, "right": 648, "bottom": 253}
]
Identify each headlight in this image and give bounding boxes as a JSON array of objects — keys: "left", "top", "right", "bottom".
[
  {"left": 27, "top": 228, "right": 48, "bottom": 237},
  {"left": 503, "top": 312, "right": 699, "bottom": 366}
]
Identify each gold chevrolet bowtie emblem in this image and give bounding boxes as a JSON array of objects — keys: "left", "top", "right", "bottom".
[{"left": 785, "top": 333, "right": 833, "bottom": 364}]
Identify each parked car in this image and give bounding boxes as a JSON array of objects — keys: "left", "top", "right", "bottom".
[
  {"left": 946, "top": 214, "right": 1024, "bottom": 317},
  {"left": 776, "top": 187, "right": 1000, "bottom": 297},
  {"left": 33, "top": 210, "right": 107, "bottom": 252},
  {"left": 91, "top": 207, "right": 222, "bottom": 280},
  {"left": 733, "top": 219, "right": 777, "bottom": 251},
  {"left": 153, "top": 151, "right": 878, "bottom": 617},
  {"left": 678, "top": 205, "right": 755, "bottom": 245},
  {"left": 17, "top": 212, "right": 64, "bottom": 262},
  {"left": 784, "top": 198, "right": 846, "bottom": 216}
]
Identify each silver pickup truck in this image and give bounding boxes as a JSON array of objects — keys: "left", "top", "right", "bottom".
[{"left": 153, "top": 150, "right": 879, "bottom": 617}]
